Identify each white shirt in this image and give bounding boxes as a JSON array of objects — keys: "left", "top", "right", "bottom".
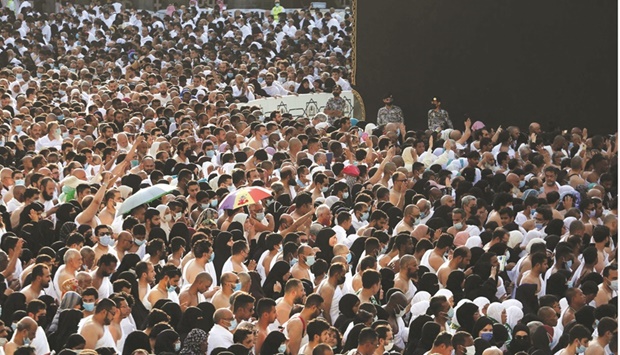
[
  {"left": 35, "top": 135, "right": 62, "bottom": 151},
  {"left": 207, "top": 324, "right": 234, "bottom": 354},
  {"left": 332, "top": 225, "right": 348, "bottom": 245},
  {"left": 262, "top": 82, "right": 289, "bottom": 97},
  {"left": 31, "top": 326, "right": 50, "bottom": 355},
  {"left": 6, "top": 198, "right": 22, "bottom": 213},
  {"left": 221, "top": 257, "right": 248, "bottom": 275}
]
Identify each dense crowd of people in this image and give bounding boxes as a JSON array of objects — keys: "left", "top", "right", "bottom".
[{"left": 0, "top": 1, "right": 617, "bottom": 355}]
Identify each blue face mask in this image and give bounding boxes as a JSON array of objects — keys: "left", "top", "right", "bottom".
[
  {"left": 420, "top": 212, "right": 426, "bottom": 219},
  {"left": 535, "top": 223, "right": 544, "bottom": 230},
  {"left": 167, "top": 284, "right": 176, "bottom": 293},
  {"left": 519, "top": 180, "right": 525, "bottom": 188},
  {"left": 346, "top": 253, "right": 352, "bottom": 263},
  {"left": 296, "top": 178, "right": 306, "bottom": 188},
  {"left": 228, "top": 318, "right": 238, "bottom": 331},
  {"left": 15, "top": 125, "right": 22, "bottom": 133},
  {"left": 321, "top": 186, "right": 328, "bottom": 193},
  {"left": 577, "top": 345, "right": 587, "bottom": 354},
  {"left": 134, "top": 238, "right": 146, "bottom": 246},
  {"left": 256, "top": 212, "right": 265, "bottom": 221},
  {"left": 290, "top": 257, "right": 298, "bottom": 267},
  {"left": 361, "top": 212, "right": 369, "bottom": 222},
  {"left": 480, "top": 332, "right": 493, "bottom": 342},
  {"left": 211, "top": 200, "right": 218, "bottom": 208},
  {"left": 83, "top": 302, "right": 95, "bottom": 312},
  {"left": 57, "top": 114, "right": 65, "bottom": 121},
  {"left": 201, "top": 203, "right": 209, "bottom": 209},
  {"left": 343, "top": 192, "right": 349, "bottom": 199},
  {"left": 566, "top": 260, "right": 573, "bottom": 269},
  {"left": 206, "top": 150, "right": 215, "bottom": 158},
  {"left": 233, "top": 282, "right": 242, "bottom": 292},
  {"left": 174, "top": 343, "right": 181, "bottom": 352},
  {"left": 209, "top": 252, "right": 215, "bottom": 262},
  {"left": 278, "top": 344, "right": 286, "bottom": 353},
  {"left": 530, "top": 208, "right": 536, "bottom": 217}
]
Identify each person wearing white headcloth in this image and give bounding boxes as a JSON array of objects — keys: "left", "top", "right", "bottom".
[
  {"left": 465, "top": 236, "right": 483, "bottom": 249},
  {"left": 561, "top": 216, "right": 578, "bottom": 241},
  {"left": 486, "top": 303, "right": 506, "bottom": 325},
  {"left": 156, "top": 204, "right": 172, "bottom": 236},
  {"left": 473, "top": 296, "right": 490, "bottom": 316},
  {"left": 519, "top": 230, "right": 543, "bottom": 256},
  {"left": 435, "top": 289, "right": 454, "bottom": 307},
  {"left": 507, "top": 231, "right": 524, "bottom": 249},
  {"left": 505, "top": 306, "right": 523, "bottom": 330},
  {"left": 409, "top": 300, "right": 430, "bottom": 322}
]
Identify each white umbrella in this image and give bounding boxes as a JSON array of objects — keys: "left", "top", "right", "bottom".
[{"left": 116, "top": 184, "right": 177, "bottom": 216}]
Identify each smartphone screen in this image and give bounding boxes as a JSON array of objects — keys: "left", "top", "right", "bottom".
[{"left": 325, "top": 152, "right": 333, "bottom": 169}]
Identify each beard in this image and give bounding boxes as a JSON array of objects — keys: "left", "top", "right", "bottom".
[{"left": 42, "top": 190, "right": 54, "bottom": 201}]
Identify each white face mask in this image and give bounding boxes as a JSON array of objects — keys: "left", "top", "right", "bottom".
[
  {"left": 465, "top": 345, "right": 476, "bottom": 355},
  {"left": 384, "top": 341, "right": 393, "bottom": 352}
]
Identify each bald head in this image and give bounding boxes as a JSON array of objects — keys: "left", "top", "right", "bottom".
[
  {"left": 333, "top": 244, "right": 349, "bottom": 256},
  {"left": 399, "top": 254, "right": 415, "bottom": 269},
  {"left": 17, "top": 316, "right": 37, "bottom": 333},
  {"left": 73, "top": 168, "right": 87, "bottom": 180},
  {"left": 506, "top": 173, "right": 519, "bottom": 186},
  {"left": 221, "top": 272, "right": 237, "bottom": 285},
  {"left": 213, "top": 308, "right": 233, "bottom": 324},
  {"left": 195, "top": 271, "right": 213, "bottom": 284}
]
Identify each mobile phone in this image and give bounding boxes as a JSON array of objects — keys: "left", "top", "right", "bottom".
[
  {"left": 498, "top": 255, "right": 506, "bottom": 272},
  {"left": 361, "top": 132, "right": 368, "bottom": 141},
  {"left": 325, "top": 152, "right": 333, "bottom": 168}
]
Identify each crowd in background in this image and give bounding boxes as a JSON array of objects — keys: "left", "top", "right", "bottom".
[{"left": 0, "top": 1, "right": 617, "bottom": 355}]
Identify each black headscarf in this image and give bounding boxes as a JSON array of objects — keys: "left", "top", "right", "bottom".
[
  {"left": 2, "top": 292, "right": 26, "bottom": 325},
  {"left": 456, "top": 302, "right": 479, "bottom": 334},
  {"left": 178, "top": 306, "right": 205, "bottom": 342},
  {"left": 213, "top": 231, "right": 233, "bottom": 281},
  {"left": 315, "top": 228, "right": 336, "bottom": 262},
  {"left": 405, "top": 315, "right": 433, "bottom": 353},
  {"left": 49, "top": 309, "right": 83, "bottom": 353},
  {"left": 161, "top": 301, "right": 183, "bottom": 331},
  {"left": 472, "top": 316, "right": 494, "bottom": 339},
  {"left": 334, "top": 294, "right": 360, "bottom": 334},
  {"left": 545, "top": 273, "right": 568, "bottom": 300},
  {"left": 507, "top": 324, "right": 531, "bottom": 355},
  {"left": 122, "top": 330, "right": 151, "bottom": 355},
  {"left": 446, "top": 270, "right": 466, "bottom": 304},
  {"left": 260, "top": 331, "right": 287, "bottom": 355},
  {"left": 154, "top": 329, "right": 180, "bottom": 354},
  {"left": 514, "top": 284, "right": 539, "bottom": 316},
  {"left": 262, "top": 260, "right": 290, "bottom": 299},
  {"left": 247, "top": 271, "right": 266, "bottom": 300},
  {"left": 197, "top": 301, "right": 215, "bottom": 334},
  {"left": 412, "top": 322, "right": 441, "bottom": 355},
  {"left": 418, "top": 272, "right": 440, "bottom": 295},
  {"left": 111, "top": 253, "right": 141, "bottom": 282}
]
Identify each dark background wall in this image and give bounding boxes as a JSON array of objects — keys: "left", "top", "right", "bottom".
[{"left": 353, "top": 0, "right": 617, "bottom": 134}]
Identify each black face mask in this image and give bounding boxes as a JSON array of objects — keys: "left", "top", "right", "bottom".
[
  {"left": 37, "top": 315, "right": 47, "bottom": 328},
  {"left": 509, "top": 338, "right": 531, "bottom": 352}
]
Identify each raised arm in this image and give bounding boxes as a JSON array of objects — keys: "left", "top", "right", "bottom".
[{"left": 456, "top": 118, "right": 472, "bottom": 146}]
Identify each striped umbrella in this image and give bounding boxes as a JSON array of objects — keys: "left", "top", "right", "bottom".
[{"left": 218, "top": 186, "right": 272, "bottom": 210}]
